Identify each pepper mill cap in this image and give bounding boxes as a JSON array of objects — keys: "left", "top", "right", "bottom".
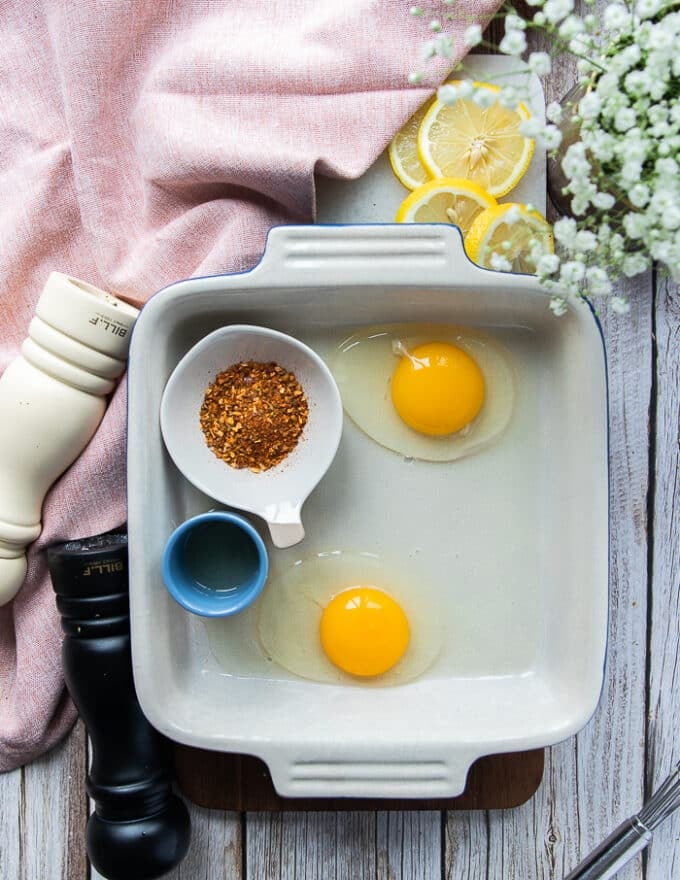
[
  {"left": 47, "top": 531, "right": 128, "bottom": 600},
  {"left": 36, "top": 273, "right": 139, "bottom": 362}
]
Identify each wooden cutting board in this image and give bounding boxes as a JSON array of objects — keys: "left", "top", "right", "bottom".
[{"left": 173, "top": 746, "right": 544, "bottom": 811}]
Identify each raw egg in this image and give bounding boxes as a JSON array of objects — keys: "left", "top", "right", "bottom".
[
  {"left": 391, "top": 341, "right": 485, "bottom": 436},
  {"left": 256, "top": 550, "right": 442, "bottom": 686},
  {"left": 330, "top": 323, "right": 514, "bottom": 461},
  {"left": 320, "top": 586, "right": 410, "bottom": 677}
]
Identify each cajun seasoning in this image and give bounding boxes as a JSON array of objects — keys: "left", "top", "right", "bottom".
[{"left": 199, "top": 361, "right": 308, "bottom": 472}]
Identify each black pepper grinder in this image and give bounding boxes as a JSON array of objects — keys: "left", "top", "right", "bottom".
[{"left": 47, "top": 531, "right": 191, "bottom": 880}]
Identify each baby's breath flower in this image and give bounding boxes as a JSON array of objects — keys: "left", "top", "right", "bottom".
[
  {"left": 550, "top": 296, "right": 569, "bottom": 316},
  {"left": 429, "top": 19, "right": 442, "bottom": 32},
  {"left": 561, "top": 141, "right": 590, "bottom": 178},
  {"left": 519, "top": 117, "right": 543, "bottom": 138},
  {"left": 611, "top": 296, "right": 631, "bottom": 314},
  {"left": 603, "top": 3, "right": 632, "bottom": 31},
  {"left": 438, "top": 83, "right": 461, "bottom": 104},
  {"left": 499, "top": 29, "right": 527, "bottom": 55},
  {"left": 464, "top": 24, "right": 482, "bottom": 47},
  {"left": 577, "top": 57, "right": 598, "bottom": 75},
  {"left": 569, "top": 33, "right": 596, "bottom": 56},
  {"left": 629, "top": 184, "right": 650, "bottom": 207},
  {"left": 623, "top": 254, "right": 650, "bottom": 276},
  {"left": 623, "top": 212, "right": 648, "bottom": 239},
  {"left": 583, "top": 129, "right": 616, "bottom": 161},
  {"left": 574, "top": 230, "right": 598, "bottom": 251},
  {"left": 661, "top": 205, "right": 680, "bottom": 230},
  {"left": 409, "top": 6, "right": 424, "bottom": 16},
  {"left": 570, "top": 194, "right": 591, "bottom": 215},
  {"left": 621, "top": 160, "right": 642, "bottom": 183},
  {"left": 529, "top": 237, "right": 548, "bottom": 264},
  {"left": 648, "top": 26, "right": 674, "bottom": 51},
  {"left": 456, "top": 79, "right": 474, "bottom": 99},
  {"left": 537, "top": 253, "right": 560, "bottom": 274},
  {"left": 434, "top": 34, "right": 455, "bottom": 58},
  {"left": 538, "top": 124, "right": 563, "bottom": 150},
  {"left": 615, "top": 133, "right": 647, "bottom": 163},
  {"left": 578, "top": 92, "right": 601, "bottom": 119},
  {"left": 408, "top": 71, "right": 424, "bottom": 85},
  {"left": 489, "top": 253, "right": 513, "bottom": 272},
  {"left": 553, "top": 217, "right": 578, "bottom": 247},
  {"left": 614, "top": 107, "right": 637, "bottom": 131},
  {"left": 637, "top": 0, "right": 664, "bottom": 19},
  {"left": 656, "top": 158, "right": 679, "bottom": 177},
  {"left": 505, "top": 12, "right": 527, "bottom": 30},
  {"left": 586, "top": 267, "right": 612, "bottom": 296},
  {"left": 528, "top": 51, "right": 552, "bottom": 76},
  {"left": 624, "top": 70, "right": 653, "bottom": 97},
  {"left": 559, "top": 14, "right": 585, "bottom": 38},
  {"left": 544, "top": 0, "right": 575, "bottom": 24},
  {"left": 472, "top": 87, "right": 497, "bottom": 108},
  {"left": 592, "top": 192, "right": 616, "bottom": 210},
  {"left": 546, "top": 101, "right": 564, "bottom": 123},
  {"left": 594, "top": 71, "right": 620, "bottom": 101},
  {"left": 499, "top": 86, "right": 520, "bottom": 109},
  {"left": 420, "top": 40, "right": 437, "bottom": 61},
  {"left": 651, "top": 239, "right": 672, "bottom": 261}
]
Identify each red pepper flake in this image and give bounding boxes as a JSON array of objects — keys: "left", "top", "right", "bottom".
[{"left": 199, "top": 361, "right": 308, "bottom": 472}]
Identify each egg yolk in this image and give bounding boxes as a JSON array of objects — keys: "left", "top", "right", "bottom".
[
  {"left": 319, "top": 587, "right": 410, "bottom": 677},
  {"left": 390, "top": 341, "right": 485, "bottom": 436}
]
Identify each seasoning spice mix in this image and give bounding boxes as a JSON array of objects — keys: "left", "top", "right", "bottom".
[{"left": 199, "top": 360, "right": 309, "bottom": 472}]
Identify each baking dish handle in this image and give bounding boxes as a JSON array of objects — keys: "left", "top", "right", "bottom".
[
  {"left": 253, "top": 224, "right": 501, "bottom": 289},
  {"left": 264, "top": 749, "right": 480, "bottom": 800}
]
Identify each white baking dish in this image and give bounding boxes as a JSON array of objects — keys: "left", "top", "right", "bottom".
[{"left": 127, "top": 224, "right": 608, "bottom": 799}]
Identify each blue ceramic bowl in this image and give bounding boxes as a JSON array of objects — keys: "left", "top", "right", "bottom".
[{"left": 162, "top": 511, "right": 268, "bottom": 617}]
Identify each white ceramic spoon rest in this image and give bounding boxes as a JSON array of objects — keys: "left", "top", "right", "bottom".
[{"left": 160, "top": 325, "right": 343, "bottom": 548}]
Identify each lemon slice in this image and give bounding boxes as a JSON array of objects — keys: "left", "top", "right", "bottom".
[
  {"left": 417, "top": 82, "right": 535, "bottom": 197},
  {"left": 388, "top": 100, "right": 434, "bottom": 190},
  {"left": 464, "top": 203, "right": 554, "bottom": 274},
  {"left": 395, "top": 177, "right": 497, "bottom": 236}
]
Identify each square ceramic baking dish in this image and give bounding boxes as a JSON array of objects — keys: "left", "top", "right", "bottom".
[{"left": 127, "top": 224, "right": 608, "bottom": 799}]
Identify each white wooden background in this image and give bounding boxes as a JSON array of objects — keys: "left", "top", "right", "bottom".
[{"left": 1, "top": 12, "right": 679, "bottom": 880}]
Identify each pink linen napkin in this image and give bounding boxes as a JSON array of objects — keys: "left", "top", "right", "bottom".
[{"left": 0, "top": 0, "right": 499, "bottom": 771}]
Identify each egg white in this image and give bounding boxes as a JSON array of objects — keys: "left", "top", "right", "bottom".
[
  {"left": 256, "top": 550, "right": 443, "bottom": 687},
  {"left": 329, "top": 323, "right": 515, "bottom": 462}
]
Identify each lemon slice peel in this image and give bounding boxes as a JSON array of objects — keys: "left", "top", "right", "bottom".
[
  {"left": 464, "top": 203, "right": 554, "bottom": 275},
  {"left": 395, "top": 177, "right": 498, "bottom": 236},
  {"left": 387, "top": 99, "right": 434, "bottom": 191}
]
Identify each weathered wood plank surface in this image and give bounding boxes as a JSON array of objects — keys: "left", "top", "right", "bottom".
[
  {"left": 0, "top": 743, "right": 22, "bottom": 880},
  {"left": 646, "top": 276, "right": 680, "bottom": 880},
  {"left": 243, "top": 811, "right": 441, "bottom": 880},
  {"left": 0, "top": 721, "right": 88, "bottom": 880}
]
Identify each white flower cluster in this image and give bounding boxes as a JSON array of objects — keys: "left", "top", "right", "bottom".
[
  {"left": 544, "top": 2, "right": 680, "bottom": 312},
  {"left": 414, "top": 0, "right": 680, "bottom": 315}
]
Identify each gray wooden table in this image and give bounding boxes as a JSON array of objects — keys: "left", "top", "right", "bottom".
[{"left": 1, "top": 27, "right": 679, "bottom": 880}]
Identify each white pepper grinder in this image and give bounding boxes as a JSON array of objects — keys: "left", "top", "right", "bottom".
[{"left": 0, "top": 273, "right": 139, "bottom": 605}]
